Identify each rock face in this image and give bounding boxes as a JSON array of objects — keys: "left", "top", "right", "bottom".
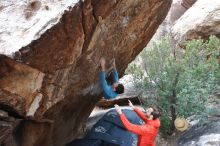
[
  {"left": 145, "top": 0, "right": 196, "bottom": 49},
  {"left": 177, "top": 121, "right": 220, "bottom": 146},
  {"left": 172, "top": 0, "right": 220, "bottom": 43},
  {"left": 0, "top": 0, "right": 172, "bottom": 146},
  {"left": 169, "top": 0, "right": 196, "bottom": 24}
]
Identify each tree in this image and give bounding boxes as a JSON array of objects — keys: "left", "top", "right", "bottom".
[{"left": 128, "top": 36, "right": 220, "bottom": 135}]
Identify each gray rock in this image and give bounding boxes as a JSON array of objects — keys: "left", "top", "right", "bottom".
[
  {"left": 177, "top": 121, "right": 220, "bottom": 146},
  {"left": 172, "top": 0, "right": 220, "bottom": 43}
]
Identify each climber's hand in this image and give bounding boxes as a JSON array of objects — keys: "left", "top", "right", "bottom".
[
  {"left": 128, "top": 100, "right": 134, "bottom": 109},
  {"left": 100, "top": 57, "right": 106, "bottom": 71},
  {"left": 112, "top": 58, "right": 116, "bottom": 68},
  {"left": 114, "top": 104, "right": 122, "bottom": 114}
]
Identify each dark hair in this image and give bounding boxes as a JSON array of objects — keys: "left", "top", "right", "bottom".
[
  {"left": 151, "top": 110, "right": 160, "bottom": 120},
  {"left": 115, "top": 83, "right": 124, "bottom": 94}
]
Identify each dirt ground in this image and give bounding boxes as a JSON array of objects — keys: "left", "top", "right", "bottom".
[{"left": 156, "top": 132, "right": 182, "bottom": 146}]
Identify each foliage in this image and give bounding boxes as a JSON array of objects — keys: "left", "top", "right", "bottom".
[{"left": 127, "top": 36, "right": 220, "bottom": 135}]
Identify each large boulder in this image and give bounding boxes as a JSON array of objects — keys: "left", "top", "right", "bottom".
[
  {"left": 169, "top": 0, "right": 196, "bottom": 23},
  {"left": 177, "top": 121, "right": 220, "bottom": 146},
  {"left": 144, "top": 0, "right": 197, "bottom": 49},
  {"left": 0, "top": 0, "right": 172, "bottom": 146},
  {"left": 172, "top": 0, "right": 220, "bottom": 43}
]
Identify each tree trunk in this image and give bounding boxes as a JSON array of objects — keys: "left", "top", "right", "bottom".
[{"left": 169, "top": 72, "right": 179, "bottom": 134}]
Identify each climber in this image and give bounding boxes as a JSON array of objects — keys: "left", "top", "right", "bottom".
[
  {"left": 99, "top": 57, "right": 124, "bottom": 99},
  {"left": 114, "top": 100, "right": 160, "bottom": 146}
]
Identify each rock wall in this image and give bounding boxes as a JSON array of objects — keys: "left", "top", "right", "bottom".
[
  {"left": 0, "top": 0, "right": 172, "bottom": 146},
  {"left": 144, "top": 0, "right": 196, "bottom": 49},
  {"left": 172, "top": 0, "right": 220, "bottom": 43},
  {"left": 177, "top": 121, "right": 220, "bottom": 146}
]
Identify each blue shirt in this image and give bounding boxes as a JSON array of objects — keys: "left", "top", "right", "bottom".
[{"left": 99, "top": 69, "right": 119, "bottom": 99}]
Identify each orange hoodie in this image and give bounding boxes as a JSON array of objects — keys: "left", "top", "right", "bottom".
[{"left": 119, "top": 108, "right": 160, "bottom": 146}]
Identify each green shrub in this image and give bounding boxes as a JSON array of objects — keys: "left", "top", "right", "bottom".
[{"left": 128, "top": 36, "right": 220, "bottom": 135}]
